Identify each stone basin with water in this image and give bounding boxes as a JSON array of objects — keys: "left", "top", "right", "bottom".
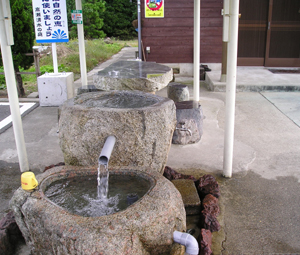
[
  {"left": 10, "top": 166, "right": 186, "bottom": 254},
  {"left": 93, "top": 61, "right": 173, "bottom": 93}
]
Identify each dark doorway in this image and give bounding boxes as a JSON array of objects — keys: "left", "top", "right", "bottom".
[{"left": 238, "top": 0, "right": 300, "bottom": 67}]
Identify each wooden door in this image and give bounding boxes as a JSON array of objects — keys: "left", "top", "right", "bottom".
[
  {"left": 237, "top": 0, "right": 269, "bottom": 66},
  {"left": 265, "top": 0, "right": 300, "bottom": 67},
  {"left": 238, "top": 0, "right": 300, "bottom": 67}
]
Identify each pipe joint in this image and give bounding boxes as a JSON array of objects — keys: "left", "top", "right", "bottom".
[{"left": 173, "top": 231, "right": 199, "bottom": 255}]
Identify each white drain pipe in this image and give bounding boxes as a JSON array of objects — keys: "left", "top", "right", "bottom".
[{"left": 173, "top": 231, "right": 199, "bottom": 255}]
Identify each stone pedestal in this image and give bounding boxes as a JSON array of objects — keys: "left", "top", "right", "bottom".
[
  {"left": 167, "top": 83, "right": 189, "bottom": 102},
  {"left": 172, "top": 101, "right": 204, "bottom": 145}
]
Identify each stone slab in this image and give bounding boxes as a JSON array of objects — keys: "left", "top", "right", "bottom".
[
  {"left": 93, "top": 61, "right": 173, "bottom": 93},
  {"left": 172, "top": 179, "right": 201, "bottom": 215}
]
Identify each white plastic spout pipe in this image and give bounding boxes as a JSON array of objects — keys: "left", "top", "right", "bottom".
[
  {"left": 173, "top": 231, "right": 199, "bottom": 255},
  {"left": 98, "top": 136, "right": 116, "bottom": 165}
]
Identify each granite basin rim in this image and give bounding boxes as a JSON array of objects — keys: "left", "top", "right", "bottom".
[{"left": 39, "top": 167, "right": 156, "bottom": 217}]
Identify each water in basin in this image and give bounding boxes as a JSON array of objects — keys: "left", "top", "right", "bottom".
[{"left": 44, "top": 173, "right": 152, "bottom": 217}]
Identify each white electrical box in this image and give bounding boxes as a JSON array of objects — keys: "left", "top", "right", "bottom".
[{"left": 38, "top": 72, "right": 74, "bottom": 106}]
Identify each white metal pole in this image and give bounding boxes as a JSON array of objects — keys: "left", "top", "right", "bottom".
[
  {"left": 137, "top": 0, "right": 142, "bottom": 60},
  {"left": 193, "top": 0, "right": 200, "bottom": 102},
  {"left": 75, "top": 0, "right": 87, "bottom": 86},
  {"left": 0, "top": 3, "right": 29, "bottom": 172},
  {"left": 52, "top": 43, "right": 58, "bottom": 73},
  {"left": 223, "top": 0, "right": 240, "bottom": 178}
]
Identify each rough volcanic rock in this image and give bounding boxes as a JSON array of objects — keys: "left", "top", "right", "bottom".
[
  {"left": 59, "top": 91, "right": 176, "bottom": 173},
  {"left": 196, "top": 174, "right": 221, "bottom": 199},
  {"left": 200, "top": 209, "right": 221, "bottom": 233},
  {"left": 10, "top": 166, "right": 186, "bottom": 255},
  {"left": 202, "top": 194, "right": 220, "bottom": 217},
  {"left": 198, "top": 229, "right": 212, "bottom": 255},
  {"left": 163, "top": 166, "right": 197, "bottom": 181}
]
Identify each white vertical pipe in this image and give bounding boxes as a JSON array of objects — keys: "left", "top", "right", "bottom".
[
  {"left": 193, "top": 0, "right": 200, "bottom": 102},
  {"left": 223, "top": 0, "right": 240, "bottom": 178},
  {"left": 75, "top": 0, "right": 88, "bottom": 86},
  {"left": 0, "top": 4, "right": 29, "bottom": 172},
  {"left": 52, "top": 43, "right": 58, "bottom": 73},
  {"left": 137, "top": 0, "right": 142, "bottom": 60}
]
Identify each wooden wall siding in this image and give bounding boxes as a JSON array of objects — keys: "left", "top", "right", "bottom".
[{"left": 141, "top": 0, "right": 223, "bottom": 63}]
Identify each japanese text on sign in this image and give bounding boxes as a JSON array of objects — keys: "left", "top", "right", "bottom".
[
  {"left": 71, "top": 10, "right": 83, "bottom": 24},
  {"left": 32, "top": 0, "right": 69, "bottom": 43}
]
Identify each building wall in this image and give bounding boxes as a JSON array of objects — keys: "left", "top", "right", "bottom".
[{"left": 141, "top": 0, "right": 223, "bottom": 63}]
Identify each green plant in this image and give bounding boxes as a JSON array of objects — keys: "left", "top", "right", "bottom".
[
  {"left": 3, "top": 0, "right": 34, "bottom": 96},
  {"left": 67, "top": 0, "right": 106, "bottom": 39},
  {"left": 102, "top": 0, "right": 137, "bottom": 40},
  {"left": 0, "top": 67, "right": 5, "bottom": 89}
]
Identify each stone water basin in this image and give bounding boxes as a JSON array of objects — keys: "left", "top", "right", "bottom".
[
  {"left": 59, "top": 90, "right": 176, "bottom": 172},
  {"left": 10, "top": 166, "right": 186, "bottom": 254},
  {"left": 93, "top": 61, "right": 173, "bottom": 93}
]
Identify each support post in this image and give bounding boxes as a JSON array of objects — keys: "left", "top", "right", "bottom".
[
  {"left": 75, "top": 0, "right": 88, "bottom": 86},
  {"left": 137, "top": 0, "right": 142, "bottom": 60},
  {"left": 0, "top": 2, "right": 29, "bottom": 172},
  {"left": 52, "top": 43, "right": 58, "bottom": 73},
  {"left": 193, "top": 0, "right": 200, "bottom": 102},
  {"left": 223, "top": 0, "right": 240, "bottom": 178}
]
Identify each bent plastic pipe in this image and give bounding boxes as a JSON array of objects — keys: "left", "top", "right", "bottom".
[
  {"left": 173, "top": 231, "right": 199, "bottom": 255},
  {"left": 99, "top": 136, "right": 116, "bottom": 165}
]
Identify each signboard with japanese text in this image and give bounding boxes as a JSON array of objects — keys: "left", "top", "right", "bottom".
[
  {"left": 71, "top": 10, "right": 83, "bottom": 24},
  {"left": 145, "top": 0, "right": 164, "bottom": 18},
  {"left": 32, "top": 0, "right": 69, "bottom": 43}
]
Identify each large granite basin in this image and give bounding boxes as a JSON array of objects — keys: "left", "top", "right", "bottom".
[
  {"left": 58, "top": 91, "right": 176, "bottom": 172},
  {"left": 10, "top": 166, "right": 186, "bottom": 255}
]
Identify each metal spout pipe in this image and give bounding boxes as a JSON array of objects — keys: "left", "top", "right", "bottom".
[{"left": 98, "top": 136, "right": 116, "bottom": 165}]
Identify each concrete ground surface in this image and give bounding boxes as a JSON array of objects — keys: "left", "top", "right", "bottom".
[{"left": 0, "top": 47, "right": 300, "bottom": 254}]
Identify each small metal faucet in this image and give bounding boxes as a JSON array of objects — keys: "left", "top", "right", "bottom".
[{"left": 176, "top": 121, "right": 192, "bottom": 136}]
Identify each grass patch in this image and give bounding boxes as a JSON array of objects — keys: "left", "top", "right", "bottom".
[{"left": 1, "top": 38, "right": 138, "bottom": 95}]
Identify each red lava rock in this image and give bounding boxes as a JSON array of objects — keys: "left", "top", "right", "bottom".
[
  {"left": 202, "top": 194, "right": 220, "bottom": 217},
  {"left": 198, "top": 229, "right": 212, "bottom": 255},
  {"left": 196, "top": 174, "right": 220, "bottom": 199},
  {"left": 163, "top": 166, "right": 197, "bottom": 181},
  {"left": 200, "top": 209, "right": 221, "bottom": 233}
]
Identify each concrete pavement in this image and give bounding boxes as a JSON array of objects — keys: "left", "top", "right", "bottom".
[{"left": 0, "top": 47, "right": 300, "bottom": 254}]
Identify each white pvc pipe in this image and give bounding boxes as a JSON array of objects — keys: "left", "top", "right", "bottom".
[
  {"left": 52, "top": 43, "right": 58, "bottom": 73},
  {"left": 0, "top": 4, "right": 29, "bottom": 172},
  {"left": 137, "top": 0, "right": 142, "bottom": 60},
  {"left": 193, "top": 0, "right": 200, "bottom": 102},
  {"left": 99, "top": 136, "right": 116, "bottom": 165},
  {"left": 173, "top": 231, "right": 199, "bottom": 255},
  {"left": 75, "top": 0, "right": 88, "bottom": 86},
  {"left": 223, "top": 0, "right": 240, "bottom": 178}
]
